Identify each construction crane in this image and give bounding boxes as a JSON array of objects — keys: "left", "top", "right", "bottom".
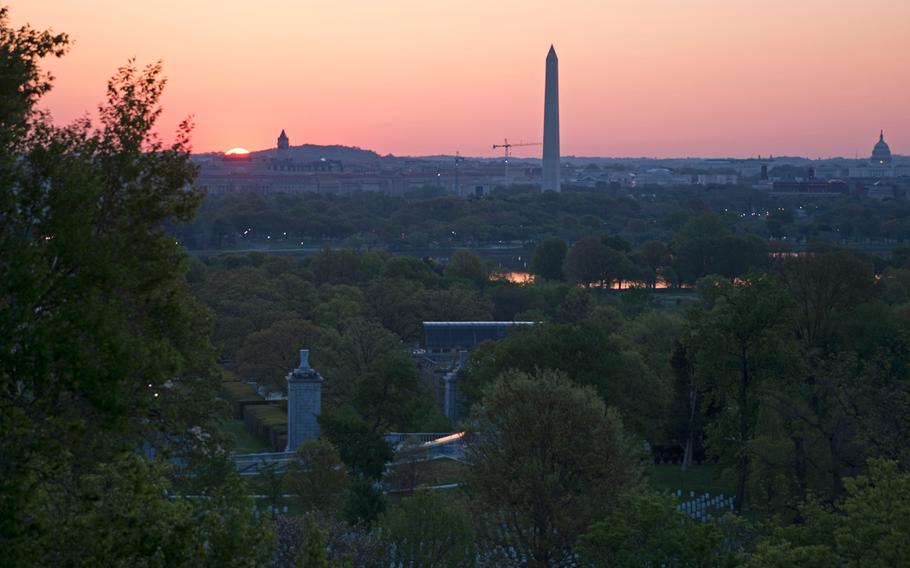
[{"left": 492, "top": 138, "right": 541, "bottom": 181}]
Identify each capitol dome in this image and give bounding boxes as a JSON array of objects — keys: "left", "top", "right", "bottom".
[{"left": 871, "top": 130, "right": 892, "bottom": 165}]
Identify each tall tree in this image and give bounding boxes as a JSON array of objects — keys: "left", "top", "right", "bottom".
[
  {"left": 564, "top": 236, "right": 610, "bottom": 288},
  {"left": 444, "top": 249, "right": 488, "bottom": 283},
  {"left": 531, "top": 237, "right": 568, "bottom": 281},
  {"left": 0, "top": 11, "right": 272, "bottom": 563},
  {"left": 379, "top": 491, "right": 475, "bottom": 568},
  {"left": 465, "top": 370, "right": 645, "bottom": 567},
  {"left": 690, "top": 275, "right": 799, "bottom": 514},
  {"left": 774, "top": 247, "right": 874, "bottom": 349}
]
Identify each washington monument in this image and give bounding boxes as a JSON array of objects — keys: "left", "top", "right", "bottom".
[{"left": 542, "top": 45, "right": 560, "bottom": 192}]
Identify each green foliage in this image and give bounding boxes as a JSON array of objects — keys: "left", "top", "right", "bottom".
[
  {"left": 463, "top": 320, "right": 670, "bottom": 438},
  {"left": 416, "top": 285, "right": 494, "bottom": 321},
  {"left": 773, "top": 247, "right": 874, "bottom": 348},
  {"left": 298, "top": 514, "right": 329, "bottom": 568},
  {"left": 379, "top": 491, "right": 475, "bottom": 568},
  {"left": 380, "top": 256, "right": 440, "bottom": 286},
  {"left": 0, "top": 13, "right": 265, "bottom": 562},
  {"left": 259, "top": 460, "right": 285, "bottom": 515},
  {"left": 674, "top": 234, "right": 768, "bottom": 285},
  {"left": 180, "top": 179, "right": 854, "bottom": 250},
  {"left": 0, "top": 8, "right": 68, "bottom": 130},
  {"left": 747, "top": 460, "right": 910, "bottom": 568},
  {"left": 578, "top": 492, "right": 739, "bottom": 567},
  {"left": 318, "top": 408, "right": 395, "bottom": 481},
  {"left": 638, "top": 240, "right": 671, "bottom": 272},
  {"left": 313, "top": 284, "right": 366, "bottom": 328},
  {"left": 564, "top": 236, "right": 629, "bottom": 288},
  {"left": 465, "top": 369, "right": 645, "bottom": 565},
  {"left": 443, "top": 249, "right": 488, "bottom": 283},
  {"left": 285, "top": 439, "right": 350, "bottom": 513},
  {"left": 307, "top": 246, "right": 365, "bottom": 285},
  {"left": 690, "top": 275, "right": 799, "bottom": 513},
  {"left": 317, "top": 319, "right": 435, "bottom": 434},
  {"left": 36, "top": 452, "right": 274, "bottom": 567},
  {"left": 343, "top": 477, "right": 387, "bottom": 528},
  {"left": 531, "top": 237, "right": 568, "bottom": 281},
  {"left": 235, "top": 319, "right": 323, "bottom": 389},
  {"left": 623, "top": 311, "right": 684, "bottom": 384}
]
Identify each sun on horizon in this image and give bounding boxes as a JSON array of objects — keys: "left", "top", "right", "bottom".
[{"left": 224, "top": 147, "right": 250, "bottom": 155}]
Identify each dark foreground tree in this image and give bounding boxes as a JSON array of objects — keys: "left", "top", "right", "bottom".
[
  {"left": 379, "top": 491, "right": 475, "bottom": 568},
  {"left": 746, "top": 460, "right": 910, "bottom": 568},
  {"left": 578, "top": 492, "right": 740, "bottom": 568},
  {"left": 464, "top": 370, "right": 645, "bottom": 567},
  {"left": 0, "top": 10, "right": 272, "bottom": 564}
]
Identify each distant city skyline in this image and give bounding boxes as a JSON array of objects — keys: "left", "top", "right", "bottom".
[{"left": 11, "top": 0, "right": 910, "bottom": 158}]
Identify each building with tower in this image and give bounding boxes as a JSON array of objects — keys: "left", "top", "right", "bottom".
[
  {"left": 850, "top": 130, "right": 895, "bottom": 179},
  {"left": 277, "top": 129, "right": 289, "bottom": 150},
  {"left": 542, "top": 45, "right": 561, "bottom": 192},
  {"left": 870, "top": 130, "right": 893, "bottom": 177}
]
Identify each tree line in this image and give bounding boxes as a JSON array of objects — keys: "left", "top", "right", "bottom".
[{"left": 172, "top": 178, "right": 910, "bottom": 252}]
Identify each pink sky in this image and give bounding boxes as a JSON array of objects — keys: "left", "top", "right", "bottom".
[{"left": 11, "top": 0, "right": 910, "bottom": 158}]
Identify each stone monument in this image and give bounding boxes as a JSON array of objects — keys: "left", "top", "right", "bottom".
[
  {"left": 542, "top": 45, "right": 561, "bottom": 192},
  {"left": 285, "top": 349, "right": 322, "bottom": 452}
]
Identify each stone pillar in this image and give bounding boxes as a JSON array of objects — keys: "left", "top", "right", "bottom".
[{"left": 285, "top": 349, "right": 322, "bottom": 452}]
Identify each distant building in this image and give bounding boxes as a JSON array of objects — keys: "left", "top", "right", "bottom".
[
  {"left": 268, "top": 158, "right": 344, "bottom": 172},
  {"left": 769, "top": 179, "right": 849, "bottom": 197},
  {"left": 871, "top": 130, "right": 893, "bottom": 166},
  {"left": 849, "top": 130, "right": 895, "bottom": 178},
  {"left": 696, "top": 173, "right": 738, "bottom": 186},
  {"left": 277, "top": 129, "right": 289, "bottom": 150},
  {"left": 633, "top": 168, "right": 691, "bottom": 187},
  {"left": 419, "top": 321, "right": 534, "bottom": 421}
]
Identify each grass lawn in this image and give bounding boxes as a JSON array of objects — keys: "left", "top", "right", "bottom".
[
  {"left": 219, "top": 419, "right": 270, "bottom": 454},
  {"left": 649, "top": 464, "right": 733, "bottom": 497}
]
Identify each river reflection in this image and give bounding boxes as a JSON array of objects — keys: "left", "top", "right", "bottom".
[{"left": 492, "top": 272, "right": 673, "bottom": 289}]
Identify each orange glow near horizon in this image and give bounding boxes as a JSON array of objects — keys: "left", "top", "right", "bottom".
[
  {"left": 9, "top": 1, "right": 910, "bottom": 158},
  {"left": 224, "top": 147, "right": 250, "bottom": 155}
]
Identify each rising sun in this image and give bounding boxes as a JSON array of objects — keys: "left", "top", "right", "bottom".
[{"left": 224, "top": 147, "right": 250, "bottom": 155}]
